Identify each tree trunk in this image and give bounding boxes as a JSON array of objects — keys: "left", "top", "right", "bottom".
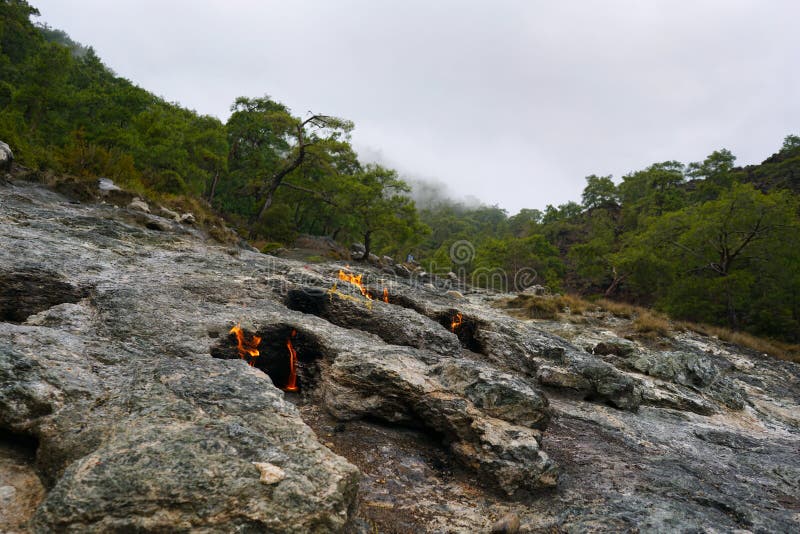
[
  {"left": 207, "top": 170, "right": 220, "bottom": 202},
  {"left": 725, "top": 283, "right": 738, "bottom": 329},
  {"left": 363, "top": 230, "right": 372, "bottom": 260},
  {"left": 604, "top": 266, "right": 625, "bottom": 297},
  {"left": 254, "top": 180, "right": 281, "bottom": 222}
]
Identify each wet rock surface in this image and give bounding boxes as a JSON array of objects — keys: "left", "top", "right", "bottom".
[{"left": 1, "top": 178, "right": 799, "bottom": 532}]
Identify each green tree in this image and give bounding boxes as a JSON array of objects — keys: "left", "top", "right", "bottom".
[
  {"left": 686, "top": 149, "right": 736, "bottom": 200},
  {"left": 781, "top": 134, "right": 800, "bottom": 152},
  {"left": 337, "top": 164, "right": 427, "bottom": 258},
  {"left": 225, "top": 96, "right": 353, "bottom": 223},
  {"left": 632, "top": 183, "right": 800, "bottom": 330},
  {"left": 619, "top": 161, "right": 686, "bottom": 228},
  {"left": 581, "top": 174, "right": 618, "bottom": 210}
]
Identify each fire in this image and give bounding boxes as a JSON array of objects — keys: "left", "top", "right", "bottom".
[
  {"left": 383, "top": 287, "right": 389, "bottom": 303},
  {"left": 229, "top": 324, "right": 261, "bottom": 366},
  {"left": 451, "top": 312, "right": 463, "bottom": 333},
  {"left": 338, "top": 269, "right": 373, "bottom": 300},
  {"left": 285, "top": 329, "right": 299, "bottom": 392}
]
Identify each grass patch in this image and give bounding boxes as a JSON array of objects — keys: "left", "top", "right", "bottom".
[
  {"left": 503, "top": 292, "right": 799, "bottom": 363},
  {"left": 502, "top": 293, "right": 592, "bottom": 319},
  {"left": 632, "top": 310, "right": 671, "bottom": 337},
  {"left": 677, "top": 321, "right": 800, "bottom": 363},
  {"left": 595, "top": 298, "right": 638, "bottom": 319}
]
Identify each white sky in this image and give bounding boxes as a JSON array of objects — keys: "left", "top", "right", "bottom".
[{"left": 32, "top": 0, "right": 800, "bottom": 214}]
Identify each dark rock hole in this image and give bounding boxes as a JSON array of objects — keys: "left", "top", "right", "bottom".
[
  {"left": 211, "top": 323, "right": 324, "bottom": 393},
  {"left": 0, "top": 428, "right": 39, "bottom": 458},
  {"left": 437, "top": 310, "right": 484, "bottom": 353},
  {"left": 0, "top": 269, "right": 86, "bottom": 323},
  {"left": 284, "top": 287, "right": 328, "bottom": 316}
]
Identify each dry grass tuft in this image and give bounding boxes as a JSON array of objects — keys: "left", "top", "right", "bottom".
[
  {"left": 595, "top": 298, "right": 638, "bottom": 319},
  {"left": 632, "top": 310, "right": 672, "bottom": 337}
]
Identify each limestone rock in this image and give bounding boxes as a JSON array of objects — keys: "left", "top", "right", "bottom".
[{"left": 1, "top": 179, "right": 799, "bottom": 532}]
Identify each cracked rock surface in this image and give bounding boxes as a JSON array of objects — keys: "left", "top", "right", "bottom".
[{"left": 1, "top": 179, "right": 799, "bottom": 532}]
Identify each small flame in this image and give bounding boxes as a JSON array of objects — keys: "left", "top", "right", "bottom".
[
  {"left": 230, "top": 324, "right": 261, "bottom": 366},
  {"left": 382, "top": 287, "right": 389, "bottom": 303},
  {"left": 338, "top": 269, "right": 373, "bottom": 300},
  {"left": 285, "top": 329, "right": 299, "bottom": 392},
  {"left": 451, "top": 312, "right": 463, "bottom": 333}
]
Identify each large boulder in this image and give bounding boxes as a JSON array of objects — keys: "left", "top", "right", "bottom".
[{"left": 321, "top": 347, "right": 558, "bottom": 495}]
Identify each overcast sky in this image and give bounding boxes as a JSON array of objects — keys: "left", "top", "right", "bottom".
[{"left": 33, "top": 0, "right": 800, "bottom": 213}]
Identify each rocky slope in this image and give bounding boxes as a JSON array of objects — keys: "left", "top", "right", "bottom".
[{"left": 1, "top": 175, "right": 799, "bottom": 533}]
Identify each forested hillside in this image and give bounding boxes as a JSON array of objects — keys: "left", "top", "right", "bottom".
[{"left": 2, "top": 0, "right": 798, "bottom": 342}]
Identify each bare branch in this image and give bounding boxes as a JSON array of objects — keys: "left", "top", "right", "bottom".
[{"left": 278, "top": 181, "right": 338, "bottom": 206}]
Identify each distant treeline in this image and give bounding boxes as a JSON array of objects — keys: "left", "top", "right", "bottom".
[{"left": 2, "top": 0, "right": 799, "bottom": 341}]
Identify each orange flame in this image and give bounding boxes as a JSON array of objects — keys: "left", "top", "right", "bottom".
[
  {"left": 285, "top": 329, "right": 299, "bottom": 392},
  {"left": 382, "top": 287, "right": 389, "bottom": 303},
  {"left": 451, "top": 312, "right": 463, "bottom": 333},
  {"left": 338, "top": 269, "right": 373, "bottom": 300},
  {"left": 230, "top": 324, "right": 261, "bottom": 366}
]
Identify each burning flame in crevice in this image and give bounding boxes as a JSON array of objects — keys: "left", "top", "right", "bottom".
[
  {"left": 337, "top": 268, "right": 390, "bottom": 304},
  {"left": 451, "top": 312, "right": 463, "bottom": 333},
  {"left": 338, "top": 269, "right": 372, "bottom": 300},
  {"left": 285, "top": 329, "right": 299, "bottom": 392},
  {"left": 230, "top": 324, "right": 261, "bottom": 366}
]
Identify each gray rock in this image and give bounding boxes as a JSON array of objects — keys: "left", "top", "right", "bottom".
[
  {"left": 286, "top": 286, "right": 462, "bottom": 356},
  {"left": 158, "top": 205, "right": 180, "bottom": 220},
  {"left": 178, "top": 212, "right": 196, "bottom": 225},
  {"left": 97, "top": 177, "right": 121, "bottom": 192},
  {"left": 128, "top": 197, "right": 150, "bottom": 213},
  {"left": 1, "top": 180, "right": 799, "bottom": 532},
  {"left": 350, "top": 242, "right": 366, "bottom": 260},
  {"left": 593, "top": 341, "right": 636, "bottom": 357},
  {"left": 322, "top": 348, "right": 558, "bottom": 495},
  {"left": 630, "top": 351, "right": 720, "bottom": 388},
  {"left": 0, "top": 141, "right": 12, "bottom": 172},
  {"left": 521, "top": 284, "right": 547, "bottom": 296},
  {"left": 393, "top": 263, "right": 412, "bottom": 278}
]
